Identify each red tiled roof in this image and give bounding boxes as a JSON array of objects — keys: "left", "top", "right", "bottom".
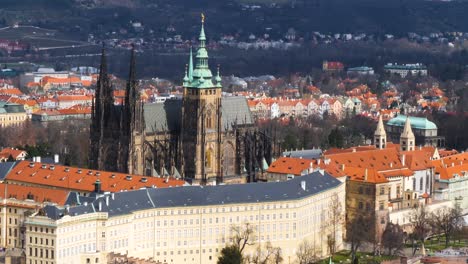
[
  {"left": 57, "top": 95, "right": 92, "bottom": 102},
  {"left": 0, "top": 148, "right": 26, "bottom": 160},
  {"left": 0, "top": 88, "right": 23, "bottom": 96},
  {"left": 401, "top": 150, "right": 433, "bottom": 171},
  {"left": 267, "top": 157, "right": 312, "bottom": 176},
  {"left": 6, "top": 161, "right": 186, "bottom": 193},
  {"left": 326, "top": 148, "right": 406, "bottom": 172},
  {"left": 0, "top": 183, "right": 69, "bottom": 205},
  {"left": 344, "top": 167, "right": 388, "bottom": 183}
]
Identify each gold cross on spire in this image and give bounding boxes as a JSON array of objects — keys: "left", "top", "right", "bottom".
[{"left": 201, "top": 13, "right": 205, "bottom": 23}]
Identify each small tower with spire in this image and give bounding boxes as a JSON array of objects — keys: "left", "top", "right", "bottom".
[
  {"left": 400, "top": 117, "right": 415, "bottom": 151},
  {"left": 374, "top": 115, "right": 387, "bottom": 149}
]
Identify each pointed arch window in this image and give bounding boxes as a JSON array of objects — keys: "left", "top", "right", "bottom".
[
  {"left": 205, "top": 110, "right": 213, "bottom": 129},
  {"left": 205, "top": 149, "right": 213, "bottom": 170}
]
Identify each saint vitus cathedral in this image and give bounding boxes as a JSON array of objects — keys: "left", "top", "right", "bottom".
[{"left": 89, "top": 18, "right": 274, "bottom": 184}]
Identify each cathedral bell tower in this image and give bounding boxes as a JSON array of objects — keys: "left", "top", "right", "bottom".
[
  {"left": 374, "top": 115, "right": 387, "bottom": 149},
  {"left": 181, "top": 14, "right": 223, "bottom": 184},
  {"left": 400, "top": 117, "right": 415, "bottom": 151}
]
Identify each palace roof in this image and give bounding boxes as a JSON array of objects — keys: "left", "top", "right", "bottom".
[{"left": 44, "top": 170, "right": 342, "bottom": 219}]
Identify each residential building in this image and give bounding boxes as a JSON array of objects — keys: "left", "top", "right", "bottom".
[
  {"left": 0, "top": 101, "right": 28, "bottom": 127},
  {"left": 347, "top": 66, "right": 374, "bottom": 75},
  {"left": 25, "top": 171, "right": 346, "bottom": 264},
  {"left": 0, "top": 148, "right": 27, "bottom": 162},
  {"left": 433, "top": 152, "right": 468, "bottom": 211},
  {"left": 384, "top": 63, "right": 428, "bottom": 78},
  {"left": 31, "top": 107, "right": 92, "bottom": 122},
  {"left": 0, "top": 183, "right": 69, "bottom": 249},
  {"left": 322, "top": 61, "right": 344, "bottom": 72}
]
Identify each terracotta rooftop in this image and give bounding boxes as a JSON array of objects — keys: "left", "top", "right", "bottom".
[
  {"left": 326, "top": 148, "right": 407, "bottom": 171},
  {"left": 267, "top": 157, "right": 312, "bottom": 176},
  {"left": 0, "top": 183, "right": 69, "bottom": 205},
  {"left": 6, "top": 161, "right": 186, "bottom": 193}
]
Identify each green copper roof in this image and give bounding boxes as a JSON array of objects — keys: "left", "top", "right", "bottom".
[
  {"left": 199, "top": 23, "right": 206, "bottom": 41},
  {"left": 188, "top": 47, "right": 193, "bottom": 81},
  {"left": 387, "top": 115, "right": 437, "bottom": 130},
  {"left": 183, "top": 19, "right": 221, "bottom": 89}
]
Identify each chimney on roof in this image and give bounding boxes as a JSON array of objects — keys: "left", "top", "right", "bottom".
[
  {"left": 452, "top": 162, "right": 454, "bottom": 167},
  {"left": 36, "top": 156, "right": 41, "bottom": 163},
  {"left": 390, "top": 162, "right": 393, "bottom": 168},
  {"left": 352, "top": 148, "right": 356, "bottom": 153},
  {"left": 94, "top": 179, "right": 102, "bottom": 194},
  {"left": 317, "top": 159, "right": 321, "bottom": 165},
  {"left": 54, "top": 154, "right": 59, "bottom": 164},
  {"left": 401, "top": 154, "right": 406, "bottom": 166},
  {"left": 364, "top": 168, "right": 368, "bottom": 181},
  {"left": 341, "top": 164, "right": 345, "bottom": 171},
  {"left": 301, "top": 180, "right": 306, "bottom": 191}
]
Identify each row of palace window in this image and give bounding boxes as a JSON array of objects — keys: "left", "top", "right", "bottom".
[
  {"left": 29, "top": 236, "right": 54, "bottom": 246},
  {"left": 28, "top": 247, "right": 54, "bottom": 259}
]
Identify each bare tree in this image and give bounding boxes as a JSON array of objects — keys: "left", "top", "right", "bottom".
[
  {"left": 408, "top": 205, "right": 432, "bottom": 255},
  {"left": 347, "top": 215, "right": 373, "bottom": 263},
  {"left": 430, "top": 205, "right": 464, "bottom": 248},
  {"left": 231, "top": 222, "right": 256, "bottom": 254},
  {"left": 322, "top": 193, "right": 344, "bottom": 255},
  {"left": 381, "top": 223, "right": 405, "bottom": 256},
  {"left": 296, "top": 239, "right": 320, "bottom": 264},
  {"left": 249, "top": 241, "right": 283, "bottom": 264}
]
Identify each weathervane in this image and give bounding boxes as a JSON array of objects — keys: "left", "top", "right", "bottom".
[{"left": 201, "top": 13, "right": 205, "bottom": 23}]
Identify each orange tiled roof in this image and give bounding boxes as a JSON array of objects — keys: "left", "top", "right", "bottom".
[
  {"left": 324, "top": 146, "right": 376, "bottom": 155},
  {"left": 0, "top": 88, "right": 23, "bottom": 96},
  {"left": 401, "top": 150, "right": 433, "bottom": 171},
  {"left": 6, "top": 161, "right": 186, "bottom": 192},
  {"left": 0, "top": 183, "right": 69, "bottom": 205},
  {"left": 267, "top": 157, "right": 312, "bottom": 176},
  {"left": 113, "top": 90, "right": 126, "bottom": 97},
  {"left": 435, "top": 162, "right": 468, "bottom": 180},
  {"left": 247, "top": 100, "right": 258, "bottom": 107},
  {"left": 57, "top": 107, "right": 91, "bottom": 115},
  {"left": 0, "top": 148, "right": 26, "bottom": 160},
  {"left": 344, "top": 167, "right": 388, "bottom": 183},
  {"left": 326, "top": 148, "right": 406, "bottom": 172},
  {"left": 438, "top": 149, "right": 458, "bottom": 158},
  {"left": 57, "top": 95, "right": 92, "bottom": 102}
]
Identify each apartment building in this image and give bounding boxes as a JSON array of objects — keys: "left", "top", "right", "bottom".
[
  {"left": 0, "top": 183, "right": 69, "bottom": 249},
  {"left": 24, "top": 171, "right": 346, "bottom": 264},
  {"left": 0, "top": 102, "right": 28, "bottom": 127}
]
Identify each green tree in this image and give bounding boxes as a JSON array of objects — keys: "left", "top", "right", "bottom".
[
  {"left": 328, "top": 127, "right": 344, "bottom": 148},
  {"left": 218, "top": 245, "right": 243, "bottom": 264}
]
